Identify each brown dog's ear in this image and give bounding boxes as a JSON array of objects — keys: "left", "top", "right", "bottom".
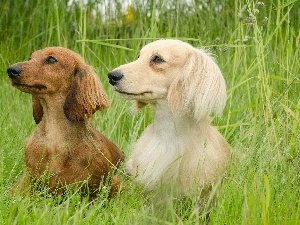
[
  {"left": 167, "top": 49, "right": 227, "bottom": 121},
  {"left": 32, "top": 96, "right": 43, "bottom": 124},
  {"left": 64, "top": 63, "right": 109, "bottom": 121}
]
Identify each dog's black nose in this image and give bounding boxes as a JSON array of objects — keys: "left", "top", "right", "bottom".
[
  {"left": 7, "top": 66, "right": 22, "bottom": 78},
  {"left": 108, "top": 70, "right": 124, "bottom": 86}
]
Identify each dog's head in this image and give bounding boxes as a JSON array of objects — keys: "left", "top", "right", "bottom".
[
  {"left": 7, "top": 47, "right": 109, "bottom": 123},
  {"left": 108, "top": 40, "right": 227, "bottom": 120}
]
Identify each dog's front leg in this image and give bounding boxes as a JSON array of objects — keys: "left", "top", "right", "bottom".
[{"left": 10, "top": 172, "right": 31, "bottom": 196}]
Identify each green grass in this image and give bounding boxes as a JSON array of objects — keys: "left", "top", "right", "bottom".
[{"left": 0, "top": 0, "right": 299, "bottom": 224}]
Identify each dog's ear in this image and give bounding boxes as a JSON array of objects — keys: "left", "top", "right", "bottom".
[
  {"left": 64, "top": 63, "right": 109, "bottom": 121},
  {"left": 167, "top": 49, "right": 227, "bottom": 121},
  {"left": 32, "top": 96, "right": 43, "bottom": 124}
]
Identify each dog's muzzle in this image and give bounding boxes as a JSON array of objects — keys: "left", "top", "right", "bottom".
[
  {"left": 7, "top": 66, "right": 22, "bottom": 79},
  {"left": 108, "top": 70, "right": 124, "bottom": 86}
]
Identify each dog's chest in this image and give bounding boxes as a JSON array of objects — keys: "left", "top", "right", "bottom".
[
  {"left": 129, "top": 123, "right": 187, "bottom": 184},
  {"left": 24, "top": 127, "right": 71, "bottom": 175}
]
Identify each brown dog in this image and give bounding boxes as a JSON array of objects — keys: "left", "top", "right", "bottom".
[{"left": 7, "top": 47, "right": 124, "bottom": 199}]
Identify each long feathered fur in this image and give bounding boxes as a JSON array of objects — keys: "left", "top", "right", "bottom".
[
  {"left": 167, "top": 48, "right": 227, "bottom": 121},
  {"left": 64, "top": 63, "right": 109, "bottom": 121}
]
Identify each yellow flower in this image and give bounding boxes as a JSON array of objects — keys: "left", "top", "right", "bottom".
[{"left": 125, "top": 6, "right": 134, "bottom": 21}]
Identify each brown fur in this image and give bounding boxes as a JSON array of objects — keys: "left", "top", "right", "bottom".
[{"left": 7, "top": 47, "right": 124, "bottom": 199}]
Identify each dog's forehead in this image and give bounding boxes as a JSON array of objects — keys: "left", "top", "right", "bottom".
[
  {"left": 30, "top": 47, "right": 83, "bottom": 61},
  {"left": 140, "top": 40, "right": 193, "bottom": 58}
]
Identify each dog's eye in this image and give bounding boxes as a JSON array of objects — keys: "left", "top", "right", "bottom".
[
  {"left": 44, "top": 56, "right": 58, "bottom": 64},
  {"left": 151, "top": 55, "right": 165, "bottom": 64}
]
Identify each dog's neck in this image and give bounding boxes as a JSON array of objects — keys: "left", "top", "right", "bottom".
[
  {"left": 36, "top": 95, "right": 87, "bottom": 136},
  {"left": 126, "top": 100, "right": 212, "bottom": 189},
  {"left": 151, "top": 99, "right": 208, "bottom": 134}
]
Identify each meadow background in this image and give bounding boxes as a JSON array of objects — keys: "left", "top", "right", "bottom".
[{"left": 0, "top": 0, "right": 299, "bottom": 224}]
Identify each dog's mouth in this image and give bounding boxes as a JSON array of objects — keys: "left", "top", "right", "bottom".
[
  {"left": 12, "top": 82, "right": 47, "bottom": 91},
  {"left": 116, "top": 90, "right": 152, "bottom": 97}
]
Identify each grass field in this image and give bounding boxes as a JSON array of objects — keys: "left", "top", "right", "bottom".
[{"left": 0, "top": 0, "right": 299, "bottom": 224}]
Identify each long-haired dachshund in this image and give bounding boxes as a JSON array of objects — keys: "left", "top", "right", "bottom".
[
  {"left": 108, "top": 40, "right": 230, "bottom": 199},
  {"left": 7, "top": 47, "right": 124, "bottom": 199}
]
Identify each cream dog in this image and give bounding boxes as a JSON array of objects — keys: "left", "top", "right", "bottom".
[{"left": 108, "top": 40, "right": 230, "bottom": 198}]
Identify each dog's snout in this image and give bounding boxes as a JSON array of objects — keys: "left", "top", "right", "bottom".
[
  {"left": 7, "top": 66, "right": 22, "bottom": 78},
  {"left": 108, "top": 70, "right": 124, "bottom": 86}
]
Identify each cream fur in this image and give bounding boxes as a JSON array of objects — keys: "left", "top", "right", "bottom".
[{"left": 108, "top": 40, "right": 230, "bottom": 198}]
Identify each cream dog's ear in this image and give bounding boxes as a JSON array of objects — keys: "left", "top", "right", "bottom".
[{"left": 167, "top": 49, "right": 227, "bottom": 121}]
